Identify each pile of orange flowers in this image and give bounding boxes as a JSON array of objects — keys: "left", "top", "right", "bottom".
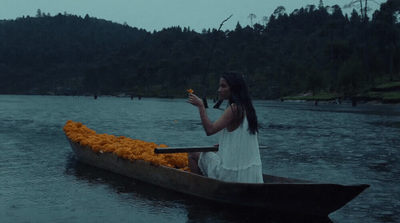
[{"left": 63, "top": 120, "right": 189, "bottom": 171}]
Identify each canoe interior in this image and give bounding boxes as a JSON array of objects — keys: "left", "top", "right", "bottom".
[
  {"left": 67, "top": 138, "right": 369, "bottom": 216},
  {"left": 154, "top": 146, "right": 218, "bottom": 154}
]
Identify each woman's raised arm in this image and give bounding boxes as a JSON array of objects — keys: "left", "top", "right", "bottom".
[{"left": 188, "top": 93, "right": 235, "bottom": 136}]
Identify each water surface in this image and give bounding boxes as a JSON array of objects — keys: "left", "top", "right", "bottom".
[{"left": 0, "top": 95, "right": 399, "bottom": 222}]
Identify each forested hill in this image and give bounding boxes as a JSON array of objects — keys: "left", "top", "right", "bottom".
[{"left": 0, "top": 0, "right": 399, "bottom": 100}]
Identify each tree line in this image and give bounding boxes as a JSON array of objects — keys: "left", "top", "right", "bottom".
[{"left": 0, "top": 0, "right": 399, "bottom": 99}]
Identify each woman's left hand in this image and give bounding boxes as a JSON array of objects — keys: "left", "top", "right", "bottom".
[{"left": 187, "top": 93, "right": 204, "bottom": 108}]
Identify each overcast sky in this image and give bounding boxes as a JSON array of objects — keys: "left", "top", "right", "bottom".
[{"left": 0, "top": 0, "right": 385, "bottom": 32}]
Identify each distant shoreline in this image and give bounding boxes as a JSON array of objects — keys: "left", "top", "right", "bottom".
[
  {"left": 1, "top": 93, "right": 399, "bottom": 106},
  {"left": 280, "top": 98, "right": 400, "bottom": 106}
]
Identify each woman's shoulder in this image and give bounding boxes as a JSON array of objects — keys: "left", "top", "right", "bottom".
[
  {"left": 226, "top": 103, "right": 242, "bottom": 117},
  {"left": 227, "top": 103, "right": 240, "bottom": 112},
  {"left": 227, "top": 103, "right": 245, "bottom": 124},
  {"left": 230, "top": 103, "right": 245, "bottom": 114}
]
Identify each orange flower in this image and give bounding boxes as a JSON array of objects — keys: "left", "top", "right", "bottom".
[
  {"left": 63, "top": 120, "right": 189, "bottom": 171},
  {"left": 187, "top": 89, "right": 194, "bottom": 94}
]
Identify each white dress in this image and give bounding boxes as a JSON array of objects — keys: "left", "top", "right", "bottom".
[{"left": 198, "top": 117, "right": 264, "bottom": 183}]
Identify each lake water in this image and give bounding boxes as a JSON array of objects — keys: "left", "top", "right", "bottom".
[{"left": 0, "top": 95, "right": 399, "bottom": 223}]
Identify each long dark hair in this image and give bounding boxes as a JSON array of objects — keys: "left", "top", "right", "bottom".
[{"left": 222, "top": 71, "right": 258, "bottom": 134}]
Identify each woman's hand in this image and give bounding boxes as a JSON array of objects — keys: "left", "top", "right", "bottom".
[
  {"left": 188, "top": 93, "right": 233, "bottom": 136},
  {"left": 187, "top": 93, "right": 204, "bottom": 108}
]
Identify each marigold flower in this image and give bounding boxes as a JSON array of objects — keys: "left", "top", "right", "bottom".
[
  {"left": 63, "top": 120, "right": 189, "bottom": 171},
  {"left": 187, "top": 89, "right": 194, "bottom": 94}
]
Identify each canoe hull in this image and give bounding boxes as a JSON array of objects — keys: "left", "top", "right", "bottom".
[{"left": 68, "top": 139, "right": 369, "bottom": 216}]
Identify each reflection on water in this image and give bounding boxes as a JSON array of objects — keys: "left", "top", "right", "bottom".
[
  {"left": 0, "top": 95, "right": 399, "bottom": 222},
  {"left": 65, "top": 156, "right": 332, "bottom": 223},
  {"left": 368, "top": 121, "right": 400, "bottom": 129}
]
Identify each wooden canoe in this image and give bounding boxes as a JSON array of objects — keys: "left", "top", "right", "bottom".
[{"left": 67, "top": 139, "right": 369, "bottom": 216}]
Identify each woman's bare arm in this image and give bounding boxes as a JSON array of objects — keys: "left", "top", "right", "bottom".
[{"left": 188, "top": 93, "right": 235, "bottom": 136}]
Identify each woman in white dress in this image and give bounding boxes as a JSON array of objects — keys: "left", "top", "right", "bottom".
[{"left": 187, "top": 71, "right": 263, "bottom": 183}]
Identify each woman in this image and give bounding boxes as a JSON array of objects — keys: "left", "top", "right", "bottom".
[{"left": 187, "top": 71, "right": 263, "bottom": 183}]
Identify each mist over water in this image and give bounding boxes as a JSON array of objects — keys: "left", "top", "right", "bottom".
[{"left": 1, "top": 95, "right": 399, "bottom": 222}]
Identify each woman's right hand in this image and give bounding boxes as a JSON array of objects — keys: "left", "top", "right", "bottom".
[{"left": 187, "top": 93, "right": 204, "bottom": 108}]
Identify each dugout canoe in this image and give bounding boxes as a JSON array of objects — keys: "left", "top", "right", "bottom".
[{"left": 67, "top": 139, "right": 369, "bottom": 216}]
